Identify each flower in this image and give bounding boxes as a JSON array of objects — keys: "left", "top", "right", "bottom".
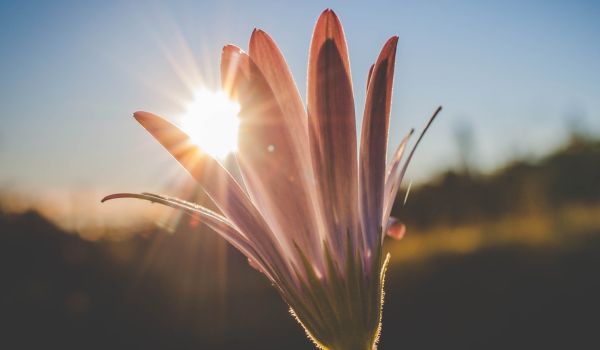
[{"left": 103, "top": 9, "right": 439, "bottom": 350}]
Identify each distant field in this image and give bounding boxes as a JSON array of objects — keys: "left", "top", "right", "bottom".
[{"left": 387, "top": 203, "right": 600, "bottom": 264}]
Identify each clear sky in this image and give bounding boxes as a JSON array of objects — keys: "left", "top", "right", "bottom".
[{"left": 1, "top": 0, "right": 599, "bottom": 197}]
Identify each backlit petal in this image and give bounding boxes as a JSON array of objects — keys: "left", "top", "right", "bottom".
[
  {"left": 385, "top": 217, "right": 406, "bottom": 240},
  {"left": 221, "top": 46, "right": 323, "bottom": 270},
  {"left": 359, "top": 36, "right": 398, "bottom": 253},
  {"left": 307, "top": 9, "right": 359, "bottom": 257},
  {"left": 382, "top": 129, "right": 413, "bottom": 227},
  {"left": 383, "top": 107, "right": 441, "bottom": 229},
  {"left": 248, "top": 29, "right": 325, "bottom": 250},
  {"left": 249, "top": 29, "right": 309, "bottom": 157},
  {"left": 366, "top": 64, "right": 374, "bottom": 92}
]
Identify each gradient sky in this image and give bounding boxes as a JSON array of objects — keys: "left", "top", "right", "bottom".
[{"left": 1, "top": 0, "right": 599, "bottom": 196}]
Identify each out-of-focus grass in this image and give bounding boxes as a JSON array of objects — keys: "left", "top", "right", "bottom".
[
  {"left": 387, "top": 204, "right": 600, "bottom": 264},
  {"left": 388, "top": 135, "right": 600, "bottom": 265}
]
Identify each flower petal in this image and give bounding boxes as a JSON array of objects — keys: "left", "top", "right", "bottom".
[
  {"left": 382, "top": 129, "right": 414, "bottom": 225},
  {"left": 101, "top": 192, "right": 277, "bottom": 281},
  {"left": 385, "top": 217, "right": 406, "bottom": 240},
  {"left": 221, "top": 47, "right": 323, "bottom": 269},
  {"left": 249, "top": 29, "right": 309, "bottom": 158},
  {"left": 133, "top": 111, "right": 292, "bottom": 277},
  {"left": 383, "top": 107, "right": 441, "bottom": 228},
  {"left": 359, "top": 36, "right": 398, "bottom": 252},
  {"left": 248, "top": 29, "right": 326, "bottom": 249},
  {"left": 221, "top": 45, "right": 249, "bottom": 99},
  {"left": 307, "top": 9, "right": 359, "bottom": 256},
  {"left": 366, "top": 64, "right": 374, "bottom": 92}
]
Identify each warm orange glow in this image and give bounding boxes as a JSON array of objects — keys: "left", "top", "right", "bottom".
[{"left": 180, "top": 88, "right": 240, "bottom": 158}]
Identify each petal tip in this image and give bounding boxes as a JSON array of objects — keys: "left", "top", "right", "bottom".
[
  {"left": 250, "top": 28, "right": 266, "bottom": 40},
  {"left": 317, "top": 8, "right": 341, "bottom": 28},
  {"left": 222, "top": 44, "right": 243, "bottom": 55},
  {"left": 132, "top": 111, "right": 158, "bottom": 127},
  {"left": 322, "top": 8, "right": 336, "bottom": 16},
  {"left": 382, "top": 36, "right": 399, "bottom": 55},
  {"left": 133, "top": 111, "right": 146, "bottom": 120},
  {"left": 319, "top": 8, "right": 338, "bottom": 21},
  {"left": 249, "top": 28, "right": 270, "bottom": 48},
  {"left": 101, "top": 193, "right": 122, "bottom": 203}
]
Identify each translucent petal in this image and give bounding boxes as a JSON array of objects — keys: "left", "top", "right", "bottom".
[
  {"left": 359, "top": 36, "right": 399, "bottom": 253},
  {"left": 307, "top": 9, "right": 359, "bottom": 257}
]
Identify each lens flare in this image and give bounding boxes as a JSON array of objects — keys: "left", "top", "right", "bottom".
[{"left": 180, "top": 88, "right": 240, "bottom": 158}]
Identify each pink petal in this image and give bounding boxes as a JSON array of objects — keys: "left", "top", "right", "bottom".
[
  {"left": 220, "top": 47, "right": 323, "bottom": 267},
  {"left": 366, "top": 64, "right": 375, "bottom": 92},
  {"left": 359, "top": 36, "right": 398, "bottom": 252},
  {"left": 248, "top": 29, "right": 325, "bottom": 247},
  {"left": 221, "top": 45, "right": 249, "bottom": 99},
  {"left": 383, "top": 107, "right": 441, "bottom": 228},
  {"left": 307, "top": 9, "right": 359, "bottom": 255},
  {"left": 385, "top": 217, "right": 406, "bottom": 240},
  {"left": 101, "top": 192, "right": 277, "bottom": 281},
  {"left": 249, "top": 29, "right": 309, "bottom": 158},
  {"left": 382, "top": 129, "right": 414, "bottom": 225}
]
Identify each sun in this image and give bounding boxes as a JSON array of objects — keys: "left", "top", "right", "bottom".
[{"left": 179, "top": 88, "right": 240, "bottom": 158}]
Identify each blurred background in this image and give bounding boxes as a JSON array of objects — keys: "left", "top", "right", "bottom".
[{"left": 1, "top": 0, "right": 599, "bottom": 349}]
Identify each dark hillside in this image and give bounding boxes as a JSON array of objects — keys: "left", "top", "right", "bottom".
[{"left": 395, "top": 136, "right": 600, "bottom": 229}]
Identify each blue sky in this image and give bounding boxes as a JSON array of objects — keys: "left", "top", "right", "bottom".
[{"left": 1, "top": 0, "right": 599, "bottom": 195}]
